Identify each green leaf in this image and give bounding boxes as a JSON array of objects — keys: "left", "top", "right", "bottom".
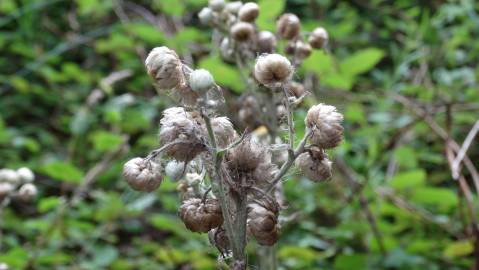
[
  {"left": 411, "top": 187, "right": 458, "bottom": 211},
  {"left": 124, "top": 23, "right": 165, "bottom": 45},
  {"left": 0, "top": 247, "right": 29, "bottom": 269},
  {"left": 322, "top": 72, "right": 354, "bottom": 90},
  {"left": 154, "top": 0, "right": 184, "bottom": 16},
  {"left": 394, "top": 146, "right": 418, "bottom": 168},
  {"left": 340, "top": 48, "right": 384, "bottom": 76},
  {"left": 334, "top": 254, "right": 368, "bottom": 270},
  {"left": 199, "top": 54, "right": 244, "bottom": 93},
  {"left": 257, "top": 0, "right": 285, "bottom": 31},
  {"left": 443, "top": 240, "right": 473, "bottom": 259},
  {"left": 42, "top": 161, "right": 84, "bottom": 184},
  {"left": 390, "top": 170, "right": 426, "bottom": 190},
  {"left": 90, "top": 131, "right": 123, "bottom": 152},
  {"left": 303, "top": 50, "right": 334, "bottom": 75}
]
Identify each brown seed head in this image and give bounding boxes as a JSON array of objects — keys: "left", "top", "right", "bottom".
[
  {"left": 295, "top": 147, "right": 332, "bottom": 182},
  {"left": 305, "top": 104, "right": 344, "bottom": 148},
  {"left": 277, "top": 13, "right": 300, "bottom": 40},
  {"left": 179, "top": 198, "right": 224, "bottom": 233},
  {"left": 123, "top": 157, "right": 163, "bottom": 192},
  {"left": 230, "top": 22, "right": 255, "bottom": 42},
  {"left": 254, "top": 53, "right": 293, "bottom": 88},
  {"left": 238, "top": 2, "right": 260, "bottom": 22},
  {"left": 309, "top": 27, "right": 329, "bottom": 49}
]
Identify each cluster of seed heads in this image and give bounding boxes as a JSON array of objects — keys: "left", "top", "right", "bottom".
[
  {"left": 0, "top": 167, "right": 37, "bottom": 202},
  {"left": 122, "top": 0, "right": 343, "bottom": 264}
]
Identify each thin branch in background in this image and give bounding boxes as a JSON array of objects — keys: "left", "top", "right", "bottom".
[{"left": 452, "top": 120, "right": 479, "bottom": 180}]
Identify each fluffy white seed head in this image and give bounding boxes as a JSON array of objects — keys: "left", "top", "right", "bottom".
[
  {"left": 145, "top": 47, "right": 184, "bottom": 90},
  {"left": 309, "top": 27, "right": 329, "bottom": 49},
  {"left": 225, "top": 1, "right": 243, "bottom": 14},
  {"left": 257, "top": 31, "right": 277, "bottom": 53},
  {"left": 209, "top": 0, "right": 225, "bottom": 12},
  {"left": 165, "top": 160, "right": 185, "bottom": 181},
  {"left": 123, "top": 157, "right": 163, "bottom": 192},
  {"left": 254, "top": 54, "right": 293, "bottom": 88},
  {"left": 18, "top": 183, "right": 37, "bottom": 201},
  {"left": 199, "top": 7, "right": 214, "bottom": 25},
  {"left": 295, "top": 149, "right": 332, "bottom": 182},
  {"left": 305, "top": 104, "right": 344, "bottom": 148},
  {"left": 238, "top": 2, "right": 259, "bottom": 22},
  {"left": 277, "top": 13, "right": 300, "bottom": 39},
  {"left": 189, "top": 69, "right": 215, "bottom": 94},
  {"left": 0, "top": 169, "right": 20, "bottom": 185},
  {"left": 0, "top": 183, "right": 14, "bottom": 199},
  {"left": 230, "top": 22, "right": 255, "bottom": 42},
  {"left": 16, "top": 167, "right": 34, "bottom": 183}
]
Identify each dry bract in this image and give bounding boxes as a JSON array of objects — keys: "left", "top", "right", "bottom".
[
  {"left": 287, "top": 81, "right": 306, "bottom": 98},
  {"left": 238, "top": 2, "right": 259, "bottom": 22},
  {"left": 145, "top": 47, "right": 185, "bottom": 90},
  {"left": 208, "top": 227, "right": 230, "bottom": 254},
  {"left": 123, "top": 157, "right": 163, "bottom": 192},
  {"left": 180, "top": 198, "right": 224, "bottom": 232},
  {"left": 295, "top": 148, "right": 332, "bottom": 182},
  {"left": 254, "top": 54, "right": 293, "bottom": 88},
  {"left": 226, "top": 137, "right": 268, "bottom": 171},
  {"left": 309, "top": 27, "right": 329, "bottom": 49},
  {"left": 305, "top": 104, "right": 344, "bottom": 148},
  {"left": 230, "top": 22, "right": 255, "bottom": 42},
  {"left": 247, "top": 200, "right": 280, "bottom": 246},
  {"left": 277, "top": 13, "right": 300, "bottom": 39}
]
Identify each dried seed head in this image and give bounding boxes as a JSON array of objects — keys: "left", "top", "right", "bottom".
[
  {"left": 309, "top": 27, "right": 328, "bottom": 49},
  {"left": 165, "top": 160, "right": 185, "bottom": 181},
  {"left": 277, "top": 13, "right": 300, "bottom": 40},
  {"left": 199, "top": 7, "right": 214, "bottom": 25},
  {"left": 247, "top": 199, "right": 280, "bottom": 246},
  {"left": 145, "top": 47, "right": 185, "bottom": 90},
  {"left": 18, "top": 183, "right": 37, "bottom": 201},
  {"left": 254, "top": 54, "right": 293, "bottom": 88},
  {"left": 179, "top": 198, "right": 223, "bottom": 233},
  {"left": 0, "top": 169, "right": 20, "bottom": 185},
  {"left": 211, "top": 117, "right": 237, "bottom": 148},
  {"left": 295, "top": 148, "right": 332, "bottom": 182},
  {"left": 287, "top": 81, "right": 306, "bottom": 98},
  {"left": 208, "top": 227, "right": 230, "bottom": 254},
  {"left": 209, "top": 0, "right": 225, "bottom": 12},
  {"left": 16, "top": 167, "right": 34, "bottom": 183},
  {"left": 238, "top": 95, "right": 262, "bottom": 128},
  {"left": 305, "top": 104, "right": 344, "bottom": 148},
  {"left": 230, "top": 22, "right": 255, "bottom": 42},
  {"left": 226, "top": 137, "right": 269, "bottom": 171},
  {"left": 225, "top": 1, "right": 243, "bottom": 14},
  {"left": 123, "top": 157, "right": 163, "bottom": 192},
  {"left": 238, "top": 2, "right": 259, "bottom": 22},
  {"left": 159, "top": 107, "right": 206, "bottom": 162},
  {"left": 189, "top": 69, "right": 215, "bottom": 94},
  {"left": 276, "top": 104, "right": 286, "bottom": 120},
  {"left": 252, "top": 161, "right": 277, "bottom": 189},
  {"left": 284, "top": 40, "right": 296, "bottom": 55},
  {"left": 295, "top": 40, "right": 312, "bottom": 59},
  {"left": 0, "top": 183, "right": 14, "bottom": 200},
  {"left": 257, "top": 31, "right": 277, "bottom": 53}
]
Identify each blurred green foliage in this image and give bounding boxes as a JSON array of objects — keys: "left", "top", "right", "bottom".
[{"left": 1, "top": 0, "right": 478, "bottom": 269}]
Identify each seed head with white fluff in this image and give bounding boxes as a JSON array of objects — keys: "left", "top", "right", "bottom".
[
  {"left": 254, "top": 54, "right": 293, "bottom": 88},
  {"left": 305, "top": 104, "right": 344, "bottom": 148},
  {"left": 145, "top": 47, "right": 185, "bottom": 90}
]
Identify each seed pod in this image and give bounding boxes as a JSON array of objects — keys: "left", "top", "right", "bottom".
[
  {"left": 277, "top": 13, "right": 300, "bottom": 40},
  {"left": 226, "top": 137, "right": 269, "bottom": 171},
  {"left": 305, "top": 104, "right": 344, "bottom": 148},
  {"left": 238, "top": 2, "right": 259, "bottom": 22},
  {"left": 0, "top": 169, "right": 20, "bottom": 185},
  {"left": 0, "top": 183, "right": 14, "bottom": 200},
  {"left": 287, "top": 81, "right": 306, "bottom": 98},
  {"left": 211, "top": 117, "right": 237, "bottom": 148},
  {"left": 295, "top": 148, "right": 332, "bottom": 182},
  {"left": 209, "top": 0, "right": 225, "bottom": 12},
  {"left": 159, "top": 107, "right": 206, "bottom": 162},
  {"left": 309, "top": 27, "right": 328, "bottom": 49},
  {"left": 145, "top": 47, "right": 185, "bottom": 90},
  {"left": 16, "top": 167, "right": 34, "bottom": 183},
  {"left": 284, "top": 40, "right": 296, "bottom": 55},
  {"left": 165, "top": 160, "right": 185, "bottom": 181},
  {"left": 225, "top": 1, "right": 243, "bottom": 14},
  {"left": 179, "top": 198, "right": 223, "bottom": 233},
  {"left": 18, "top": 183, "right": 37, "bottom": 201},
  {"left": 295, "top": 40, "right": 312, "bottom": 59},
  {"left": 247, "top": 199, "right": 280, "bottom": 246},
  {"left": 199, "top": 7, "right": 214, "bottom": 25},
  {"left": 189, "top": 69, "right": 215, "bottom": 94},
  {"left": 254, "top": 54, "right": 293, "bottom": 88},
  {"left": 230, "top": 22, "right": 255, "bottom": 42},
  {"left": 208, "top": 227, "right": 230, "bottom": 255},
  {"left": 123, "top": 157, "right": 163, "bottom": 192},
  {"left": 257, "top": 31, "right": 277, "bottom": 53}
]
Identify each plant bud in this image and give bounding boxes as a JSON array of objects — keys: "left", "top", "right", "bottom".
[
  {"left": 254, "top": 54, "right": 293, "bottom": 88},
  {"left": 230, "top": 22, "right": 255, "bottom": 42},
  {"left": 18, "top": 183, "right": 37, "bottom": 201},
  {"left": 0, "top": 183, "right": 14, "bottom": 200},
  {"left": 123, "top": 157, "right": 163, "bottom": 192},
  {"left": 295, "top": 40, "right": 312, "bottom": 59},
  {"left": 208, "top": 227, "right": 230, "bottom": 255},
  {"left": 198, "top": 7, "right": 214, "bottom": 25},
  {"left": 225, "top": 1, "right": 243, "bottom": 14},
  {"left": 257, "top": 31, "right": 277, "bottom": 53},
  {"left": 209, "top": 0, "right": 225, "bottom": 12},
  {"left": 305, "top": 104, "right": 344, "bottom": 148},
  {"left": 165, "top": 160, "right": 185, "bottom": 181},
  {"left": 211, "top": 117, "right": 237, "bottom": 148},
  {"left": 145, "top": 47, "right": 185, "bottom": 90},
  {"left": 247, "top": 199, "right": 280, "bottom": 246},
  {"left": 287, "top": 81, "right": 305, "bottom": 98},
  {"left": 189, "top": 69, "right": 215, "bottom": 94},
  {"left": 16, "top": 167, "right": 34, "bottom": 183},
  {"left": 276, "top": 13, "right": 300, "bottom": 40},
  {"left": 295, "top": 148, "right": 332, "bottom": 182},
  {"left": 179, "top": 198, "right": 223, "bottom": 233},
  {"left": 309, "top": 27, "right": 328, "bottom": 49},
  {"left": 238, "top": 2, "right": 259, "bottom": 22},
  {"left": 0, "top": 169, "right": 20, "bottom": 185}
]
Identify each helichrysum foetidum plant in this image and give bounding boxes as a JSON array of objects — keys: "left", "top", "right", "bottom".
[{"left": 122, "top": 1, "right": 342, "bottom": 269}]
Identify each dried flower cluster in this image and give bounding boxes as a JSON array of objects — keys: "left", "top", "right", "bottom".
[
  {"left": 123, "top": 1, "right": 343, "bottom": 268},
  {"left": 0, "top": 167, "right": 37, "bottom": 202}
]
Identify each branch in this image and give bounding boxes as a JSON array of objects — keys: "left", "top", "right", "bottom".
[{"left": 452, "top": 120, "right": 479, "bottom": 179}]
